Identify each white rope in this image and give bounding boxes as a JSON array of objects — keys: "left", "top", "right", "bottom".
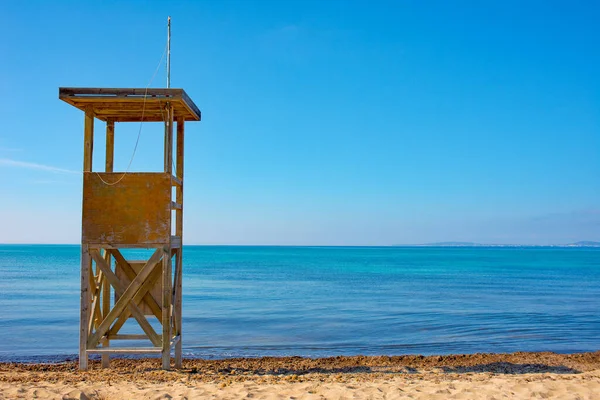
[{"left": 95, "top": 43, "right": 168, "bottom": 186}]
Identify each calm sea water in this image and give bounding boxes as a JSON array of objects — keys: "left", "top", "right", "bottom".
[{"left": 0, "top": 245, "right": 599, "bottom": 362}]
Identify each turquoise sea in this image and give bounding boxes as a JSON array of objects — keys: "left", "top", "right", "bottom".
[{"left": 0, "top": 245, "right": 599, "bottom": 362}]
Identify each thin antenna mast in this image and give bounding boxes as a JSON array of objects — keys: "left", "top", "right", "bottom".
[{"left": 167, "top": 16, "right": 171, "bottom": 88}]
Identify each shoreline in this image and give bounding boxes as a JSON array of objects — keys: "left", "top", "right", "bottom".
[{"left": 2, "top": 352, "right": 599, "bottom": 399}]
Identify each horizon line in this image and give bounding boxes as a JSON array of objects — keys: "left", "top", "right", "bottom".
[{"left": 0, "top": 242, "right": 598, "bottom": 247}]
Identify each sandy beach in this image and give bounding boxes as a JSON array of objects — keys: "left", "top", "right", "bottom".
[{"left": 1, "top": 352, "right": 599, "bottom": 399}]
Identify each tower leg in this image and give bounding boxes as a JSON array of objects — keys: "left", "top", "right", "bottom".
[
  {"left": 161, "top": 247, "right": 172, "bottom": 370},
  {"left": 101, "top": 250, "right": 111, "bottom": 368},
  {"left": 79, "top": 244, "right": 91, "bottom": 370},
  {"left": 174, "top": 249, "right": 183, "bottom": 368}
]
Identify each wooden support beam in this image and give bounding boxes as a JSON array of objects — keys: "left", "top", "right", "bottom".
[
  {"left": 171, "top": 175, "right": 182, "bottom": 187},
  {"left": 110, "top": 249, "right": 162, "bottom": 319},
  {"left": 79, "top": 245, "right": 91, "bottom": 370},
  {"left": 175, "top": 118, "right": 184, "bottom": 369},
  {"left": 88, "top": 262, "right": 98, "bottom": 297},
  {"left": 176, "top": 117, "right": 184, "bottom": 236},
  {"left": 87, "top": 249, "right": 164, "bottom": 349},
  {"left": 105, "top": 119, "right": 115, "bottom": 173},
  {"left": 90, "top": 250, "right": 162, "bottom": 348},
  {"left": 107, "top": 334, "right": 149, "bottom": 340},
  {"left": 109, "top": 249, "right": 162, "bottom": 319},
  {"left": 162, "top": 248, "right": 172, "bottom": 370},
  {"left": 176, "top": 117, "right": 184, "bottom": 179},
  {"left": 108, "top": 265, "right": 162, "bottom": 336},
  {"left": 88, "top": 269, "right": 104, "bottom": 333},
  {"left": 164, "top": 104, "right": 174, "bottom": 174},
  {"left": 89, "top": 284, "right": 101, "bottom": 333},
  {"left": 87, "top": 347, "right": 163, "bottom": 354},
  {"left": 101, "top": 249, "right": 111, "bottom": 368},
  {"left": 174, "top": 249, "right": 183, "bottom": 368},
  {"left": 83, "top": 106, "right": 94, "bottom": 172},
  {"left": 171, "top": 254, "right": 179, "bottom": 332}
]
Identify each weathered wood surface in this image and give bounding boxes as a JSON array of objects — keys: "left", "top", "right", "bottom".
[
  {"left": 83, "top": 106, "right": 94, "bottom": 172},
  {"left": 87, "top": 347, "right": 162, "bottom": 354},
  {"left": 89, "top": 250, "right": 162, "bottom": 348},
  {"left": 171, "top": 175, "right": 182, "bottom": 187},
  {"left": 115, "top": 259, "right": 162, "bottom": 317},
  {"left": 82, "top": 173, "right": 172, "bottom": 245},
  {"left": 80, "top": 245, "right": 91, "bottom": 370},
  {"left": 67, "top": 86, "right": 198, "bottom": 370},
  {"left": 162, "top": 249, "right": 173, "bottom": 370},
  {"left": 86, "top": 249, "right": 163, "bottom": 348},
  {"left": 174, "top": 249, "right": 183, "bottom": 368},
  {"left": 105, "top": 119, "right": 115, "bottom": 173},
  {"left": 174, "top": 117, "right": 185, "bottom": 368},
  {"left": 107, "top": 334, "right": 148, "bottom": 340},
  {"left": 59, "top": 87, "right": 201, "bottom": 122},
  {"left": 101, "top": 117, "right": 113, "bottom": 368},
  {"left": 164, "top": 104, "right": 174, "bottom": 174},
  {"left": 107, "top": 262, "right": 162, "bottom": 337}
]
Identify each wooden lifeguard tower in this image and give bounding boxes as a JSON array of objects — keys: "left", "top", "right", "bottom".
[{"left": 59, "top": 87, "right": 201, "bottom": 370}]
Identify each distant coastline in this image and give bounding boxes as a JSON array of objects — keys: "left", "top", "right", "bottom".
[{"left": 396, "top": 241, "right": 600, "bottom": 248}]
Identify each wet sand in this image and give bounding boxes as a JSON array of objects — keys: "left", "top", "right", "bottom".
[{"left": 1, "top": 352, "right": 599, "bottom": 399}]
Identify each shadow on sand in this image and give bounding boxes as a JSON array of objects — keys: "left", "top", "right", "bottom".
[
  {"left": 441, "top": 362, "right": 580, "bottom": 374},
  {"left": 201, "top": 362, "right": 580, "bottom": 376}
]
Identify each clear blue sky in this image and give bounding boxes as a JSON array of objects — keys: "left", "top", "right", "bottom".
[{"left": 0, "top": 0, "right": 598, "bottom": 245}]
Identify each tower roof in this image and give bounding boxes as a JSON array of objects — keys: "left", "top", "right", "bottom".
[{"left": 59, "top": 87, "right": 201, "bottom": 122}]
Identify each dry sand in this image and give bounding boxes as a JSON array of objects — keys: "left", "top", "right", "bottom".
[{"left": 1, "top": 352, "right": 599, "bottom": 399}]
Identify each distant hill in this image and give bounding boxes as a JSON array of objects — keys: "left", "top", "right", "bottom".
[
  {"left": 566, "top": 241, "right": 600, "bottom": 247},
  {"left": 419, "top": 242, "right": 486, "bottom": 247}
]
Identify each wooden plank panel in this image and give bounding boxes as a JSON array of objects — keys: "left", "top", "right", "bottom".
[{"left": 82, "top": 173, "right": 171, "bottom": 245}]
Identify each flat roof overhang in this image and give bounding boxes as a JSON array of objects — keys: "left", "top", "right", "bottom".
[{"left": 59, "top": 87, "right": 201, "bottom": 122}]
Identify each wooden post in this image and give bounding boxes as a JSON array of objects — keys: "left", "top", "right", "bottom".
[
  {"left": 176, "top": 118, "right": 184, "bottom": 235},
  {"left": 80, "top": 244, "right": 91, "bottom": 370},
  {"left": 101, "top": 119, "right": 114, "bottom": 368},
  {"left": 175, "top": 117, "right": 184, "bottom": 368},
  {"left": 162, "top": 247, "right": 172, "bottom": 370},
  {"left": 81, "top": 107, "right": 94, "bottom": 369},
  {"left": 164, "top": 105, "right": 174, "bottom": 174},
  {"left": 174, "top": 249, "right": 183, "bottom": 368},
  {"left": 101, "top": 250, "right": 111, "bottom": 367},
  {"left": 105, "top": 119, "right": 115, "bottom": 173},
  {"left": 83, "top": 106, "right": 94, "bottom": 172}
]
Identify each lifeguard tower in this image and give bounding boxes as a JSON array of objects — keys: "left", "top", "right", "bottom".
[{"left": 59, "top": 87, "right": 201, "bottom": 370}]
